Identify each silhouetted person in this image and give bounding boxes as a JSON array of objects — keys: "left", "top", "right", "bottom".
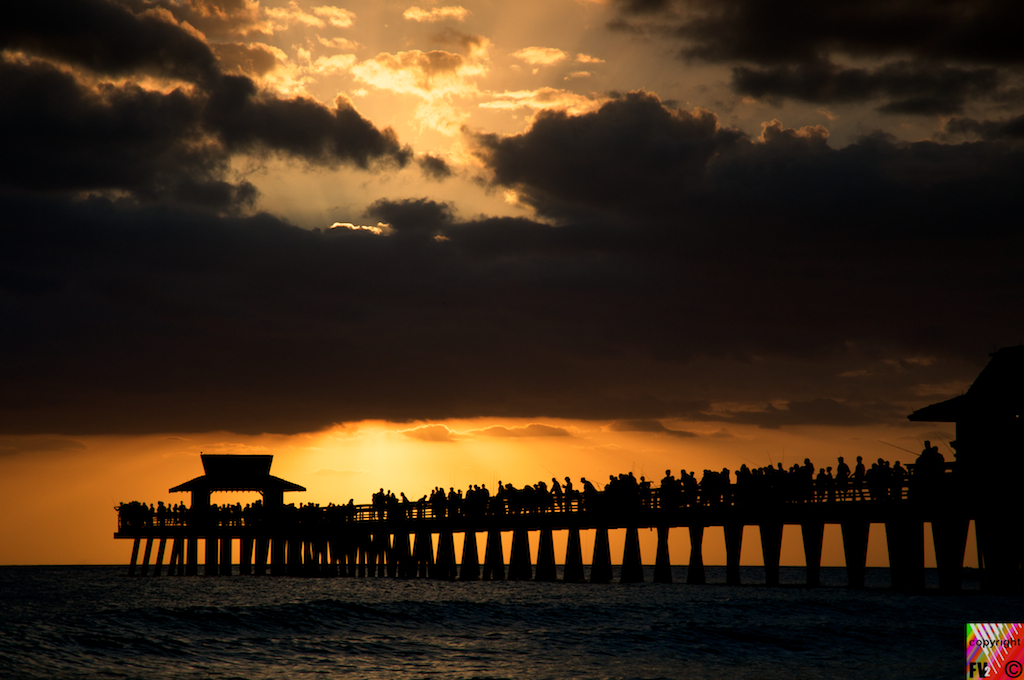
[
  {"left": 835, "top": 457, "right": 851, "bottom": 500},
  {"left": 853, "top": 456, "right": 866, "bottom": 500}
]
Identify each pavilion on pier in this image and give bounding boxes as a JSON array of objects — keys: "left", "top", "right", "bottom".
[{"left": 169, "top": 454, "right": 306, "bottom": 509}]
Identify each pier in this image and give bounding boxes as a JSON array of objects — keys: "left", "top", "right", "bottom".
[
  {"left": 116, "top": 453, "right": 972, "bottom": 591},
  {"left": 115, "top": 345, "right": 1024, "bottom": 592}
]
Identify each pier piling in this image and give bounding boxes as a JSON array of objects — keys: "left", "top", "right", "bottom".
[
  {"left": 687, "top": 525, "right": 705, "bottom": 585},
  {"left": 654, "top": 525, "right": 671, "bottom": 583},
  {"left": 564, "top": 526, "right": 584, "bottom": 582},
  {"left": 590, "top": 526, "right": 612, "bottom": 583}
]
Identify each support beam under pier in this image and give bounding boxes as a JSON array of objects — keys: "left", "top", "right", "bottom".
[
  {"left": 509, "top": 527, "right": 532, "bottom": 581},
  {"left": 564, "top": 527, "right": 584, "bottom": 583},
  {"left": 154, "top": 536, "right": 167, "bottom": 577},
  {"left": 536, "top": 528, "right": 556, "bottom": 582},
  {"left": 687, "top": 525, "right": 705, "bottom": 585},
  {"left": 841, "top": 521, "right": 870, "bottom": 589},
  {"left": 654, "top": 525, "right": 671, "bottom": 583},
  {"left": 460, "top": 530, "right": 480, "bottom": 581},
  {"left": 724, "top": 524, "right": 742, "bottom": 586},
  {"left": 220, "top": 536, "right": 232, "bottom": 576},
  {"left": 932, "top": 519, "right": 969, "bottom": 593},
  {"left": 620, "top": 526, "right": 643, "bottom": 583},
  {"left": 885, "top": 519, "right": 924, "bottom": 591},
  {"left": 205, "top": 536, "right": 219, "bottom": 576},
  {"left": 483, "top": 529, "right": 504, "bottom": 581},
  {"left": 801, "top": 522, "right": 823, "bottom": 587},
  {"left": 128, "top": 537, "right": 141, "bottom": 577},
  {"left": 760, "top": 523, "right": 783, "bottom": 587},
  {"left": 590, "top": 526, "right": 612, "bottom": 583},
  {"left": 140, "top": 536, "right": 154, "bottom": 577},
  {"left": 240, "top": 536, "right": 253, "bottom": 576}
]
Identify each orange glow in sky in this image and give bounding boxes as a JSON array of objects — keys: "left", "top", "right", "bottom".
[{"left": 0, "top": 418, "right": 970, "bottom": 569}]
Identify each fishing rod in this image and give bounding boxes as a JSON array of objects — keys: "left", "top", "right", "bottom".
[{"left": 876, "top": 438, "right": 917, "bottom": 454}]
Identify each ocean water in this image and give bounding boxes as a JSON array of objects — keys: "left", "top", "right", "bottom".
[{"left": 0, "top": 566, "right": 1017, "bottom": 679}]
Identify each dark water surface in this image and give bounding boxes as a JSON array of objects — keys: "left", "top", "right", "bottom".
[{"left": 0, "top": 566, "right": 1017, "bottom": 679}]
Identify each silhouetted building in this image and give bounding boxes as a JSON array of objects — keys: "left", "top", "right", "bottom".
[
  {"left": 909, "top": 344, "right": 1024, "bottom": 590},
  {"left": 169, "top": 454, "right": 306, "bottom": 509},
  {"left": 909, "top": 344, "right": 1024, "bottom": 476}
]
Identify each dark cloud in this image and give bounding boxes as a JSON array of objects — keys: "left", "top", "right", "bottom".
[
  {"left": 609, "top": 0, "right": 1024, "bottom": 109},
  {"left": 1, "top": 0, "right": 409, "bottom": 211},
  {"left": 942, "top": 114, "right": 1024, "bottom": 141},
  {"left": 0, "top": 58, "right": 253, "bottom": 211},
  {"left": 472, "top": 91, "right": 745, "bottom": 221},
  {"left": 609, "top": 420, "right": 698, "bottom": 437},
  {"left": 472, "top": 91, "right": 1024, "bottom": 241},
  {"left": 639, "top": 0, "right": 1024, "bottom": 65},
  {"left": 2, "top": 0, "right": 221, "bottom": 85},
  {"left": 418, "top": 154, "right": 453, "bottom": 181},
  {"left": 365, "top": 198, "right": 454, "bottom": 235},
  {"left": 708, "top": 398, "right": 896, "bottom": 429},
  {"left": 203, "top": 76, "right": 410, "bottom": 170},
  {"left": 1, "top": 27, "right": 1022, "bottom": 437},
  {"left": 732, "top": 61, "right": 1001, "bottom": 115},
  {"left": 0, "top": 168, "right": 1019, "bottom": 436}
]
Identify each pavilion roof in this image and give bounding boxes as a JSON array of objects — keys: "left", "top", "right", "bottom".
[
  {"left": 169, "top": 454, "right": 306, "bottom": 494},
  {"left": 908, "top": 345, "right": 1024, "bottom": 423}
]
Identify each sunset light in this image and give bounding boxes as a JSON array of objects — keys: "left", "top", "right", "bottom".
[{"left": 2, "top": 1, "right": 1024, "bottom": 676}]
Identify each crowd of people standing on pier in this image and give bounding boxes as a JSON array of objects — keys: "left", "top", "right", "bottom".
[{"left": 119, "top": 445, "right": 950, "bottom": 528}]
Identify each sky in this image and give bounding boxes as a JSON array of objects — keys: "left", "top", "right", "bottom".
[{"left": 1, "top": 0, "right": 1022, "bottom": 566}]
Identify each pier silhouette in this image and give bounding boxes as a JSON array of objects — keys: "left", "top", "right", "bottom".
[{"left": 115, "top": 346, "right": 1024, "bottom": 592}]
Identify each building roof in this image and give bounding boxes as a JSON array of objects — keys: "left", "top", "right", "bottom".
[
  {"left": 169, "top": 454, "right": 306, "bottom": 494},
  {"left": 908, "top": 345, "right": 1024, "bottom": 423}
]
